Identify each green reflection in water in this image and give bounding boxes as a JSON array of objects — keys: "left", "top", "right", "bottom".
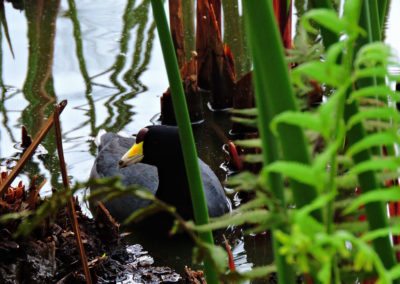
[
  {"left": 64, "top": 0, "right": 156, "bottom": 156},
  {"left": 0, "top": 27, "right": 16, "bottom": 146},
  {"left": 0, "top": 0, "right": 15, "bottom": 58},
  {"left": 66, "top": 0, "right": 97, "bottom": 155},
  {"left": 21, "top": 0, "right": 61, "bottom": 189},
  {"left": 0, "top": 25, "right": 17, "bottom": 145},
  {"left": 98, "top": 0, "right": 155, "bottom": 132}
]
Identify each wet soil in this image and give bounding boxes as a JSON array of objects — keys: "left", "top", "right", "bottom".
[{"left": 0, "top": 199, "right": 200, "bottom": 283}]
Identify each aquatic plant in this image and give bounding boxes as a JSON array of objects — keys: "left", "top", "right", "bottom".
[
  {"left": 187, "top": 0, "right": 400, "bottom": 283},
  {"left": 150, "top": 0, "right": 218, "bottom": 283}
]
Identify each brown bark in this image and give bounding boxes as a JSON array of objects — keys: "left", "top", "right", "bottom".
[
  {"left": 160, "top": 54, "right": 204, "bottom": 125},
  {"left": 169, "top": 0, "right": 185, "bottom": 67},
  {"left": 231, "top": 72, "right": 256, "bottom": 134},
  {"left": 196, "top": 0, "right": 235, "bottom": 110}
]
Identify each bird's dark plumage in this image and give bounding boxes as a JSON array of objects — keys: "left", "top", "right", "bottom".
[{"left": 90, "top": 126, "right": 230, "bottom": 226}]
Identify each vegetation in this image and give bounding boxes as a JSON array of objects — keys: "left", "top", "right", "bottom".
[
  {"left": 200, "top": 0, "right": 400, "bottom": 283},
  {"left": 1, "top": 0, "right": 400, "bottom": 283},
  {"left": 149, "top": 0, "right": 400, "bottom": 282}
]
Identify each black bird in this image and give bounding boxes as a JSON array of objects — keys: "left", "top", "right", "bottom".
[{"left": 90, "top": 125, "right": 230, "bottom": 226}]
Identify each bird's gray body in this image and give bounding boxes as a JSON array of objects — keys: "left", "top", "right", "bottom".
[
  {"left": 90, "top": 132, "right": 229, "bottom": 222},
  {"left": 90, "top": 133, "right": 158, "bottom": 220}
]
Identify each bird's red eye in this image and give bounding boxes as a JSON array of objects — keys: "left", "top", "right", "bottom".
[{"left": 136, "top": 127, "right": 149, "bottom": 143}]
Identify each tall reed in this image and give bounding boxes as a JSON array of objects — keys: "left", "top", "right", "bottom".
[
  {"left": 343, "top": 0, "right": 398, "bottom": 275},
  {"left": 243, "top": 0, "right": 325, "bottom": 282},
  {"left": 150, "top": 1, "right": 218, "bottom": 283},
  {"left": 309, "top": 0, "right": 338, "bottom": 47}
]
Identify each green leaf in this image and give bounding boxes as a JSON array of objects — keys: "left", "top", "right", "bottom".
[
  {"left": 266, "top": 161, "right": 325, "bottom": 190},
  {"left": 353, "top": 67, "right": 390, "bottom": 80},
  {"left": 231, "top": 116, "right": 258, "bottom": 128},
  {"left": 346, "top": 131, "right": 400, "bottom": 157},
  {"left": 337, "top": 155, "right": 354, "bottom": 167},
  {"left": 344, "top": 187, "right": 400, "bottom": 213},
  {"left": 197, "top": 243, "right": 228, "bottom": 273},
  {"left": 347, "top": 107, "right": 400, "bottom": 129},
  {"left": 122, "top": 203, "right": 166, "bottom": 225},
  {"left": 270, "top": 111, "right": 322, "bottom": 136},
  {"left": 243, "top": 154, "right": 263, "bottom": 163},
  {"left": 325, "top": 41, "right": 347, "bottom": 67},
  {"left": 336, "top": 173, "right": 358, "bottom": 189},
  {"left": 0, "top": 210, "right": 32, "bottom": 223},
  {"left": 313, "top": 122, "right": 345, "bottom": 171},
  {"left": 302, "top": 9, "right": 344, "bottom": 35},
  {"left": 297, "top": 192, "right": 335, "bottom": 220},
  {"left": 342, "top": 0, "right": 363, "bottom": 31},
  {"left": 292, "top": 61, "right": 345, "bottom": 87},
  {"left": 226, "top": 171, "right": 259, "bottom": 192},
  {"left": 348, "top": 157, "right": 400, "bottom": 175},
  {"left": 238, "top": 265, "right": 276, "bottom": 279},
  {"left": 234, "top": 138, "right": 262, "bottom": 148},
  {"left": 355, "top": 43, "right": 391, "bottom": 67},
  {"left": 362, "top": 226, "right": 400, "bottom": 242},
  {"left": 237, "top": 197, "right": 271, "bottom": 211},
  {"left": 191, "top": 209, "right": 274, "bottom": 232},
  {"left": 388, "top": 265, "right": 400, "bottom": 282},
  {"left": 365, "top": 120, "right": 394, "bottom": 131},
  {"left": 230, "top": 108, "right": 258, "bottom": 116},
  {"left": 348, "top": 85, "right": 397, "bottom": 102}
]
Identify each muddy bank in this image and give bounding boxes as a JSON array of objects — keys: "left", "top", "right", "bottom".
[{"left": 0, "top": 194, "right": 200, "bottom": 283}]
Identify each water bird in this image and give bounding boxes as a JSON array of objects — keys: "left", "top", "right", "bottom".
[{"left": 90, "top": 125, "right": 230, "bottom": 228}]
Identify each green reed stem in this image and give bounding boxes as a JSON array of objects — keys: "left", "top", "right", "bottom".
[
  {"left": 243, "top": 0, "right": 321, "bottom": 221},
  {"left": 150, "top": 1, "right": 218, "bottom": 283},
  {"left": 377, "top": 0, "right": 388, "bottom": 32},
  {"left": 343, "top": 1, "right": 398, "bottom": 278},
  {"left": 244, "top": 1, "right": 324, "bottom": 283},
  {"left": 308, "top": 0, "right": 338, "bottom": 48}
]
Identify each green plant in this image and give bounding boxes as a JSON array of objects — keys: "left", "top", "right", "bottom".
[
  {"left": 190, "top": 0, "right": 400, "bottom": 283},
  {"left": 150, "top": 0, "right": 218, "bottom": 282}
]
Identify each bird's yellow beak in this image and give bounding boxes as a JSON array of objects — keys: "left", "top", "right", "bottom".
[{"left": 119, "top": 142, "right": 144, "bottom": 168}]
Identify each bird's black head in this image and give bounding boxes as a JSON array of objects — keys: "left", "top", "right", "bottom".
[{"left": 119, "top": 125, "right": 182, "bottom": 168}]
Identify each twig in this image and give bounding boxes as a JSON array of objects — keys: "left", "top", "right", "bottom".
[
  {"left": 0, "top": 101, "right": 67, "bottom": 195},
  {"left": 54, "top": 103, "right": 92, "bottom": 284}
]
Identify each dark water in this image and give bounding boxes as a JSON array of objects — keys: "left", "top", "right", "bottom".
[{"left": 1, "top": 0, "right": 399, "bottom": 282}]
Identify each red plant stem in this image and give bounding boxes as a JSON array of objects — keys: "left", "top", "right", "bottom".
[
  {"left": 228, "top": 141, "right": 243, "bottom": 170},
  {"left": 223, "top": 235, "right": 236, "bottom": 272},
  {"left": 272, "top": 0, "right": 292, "bottom": 49}
]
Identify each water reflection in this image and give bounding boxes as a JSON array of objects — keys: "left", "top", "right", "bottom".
[
  {"left": 101, "top": 0, "right": 156, "bottom": 132},
  {"left": 0, "top": 0, "right": 158, "bottom": 192}
]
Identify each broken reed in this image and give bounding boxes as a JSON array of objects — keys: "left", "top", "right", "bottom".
[{"left": 150, "top": 1, "right": 218, "bottom": 283}]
